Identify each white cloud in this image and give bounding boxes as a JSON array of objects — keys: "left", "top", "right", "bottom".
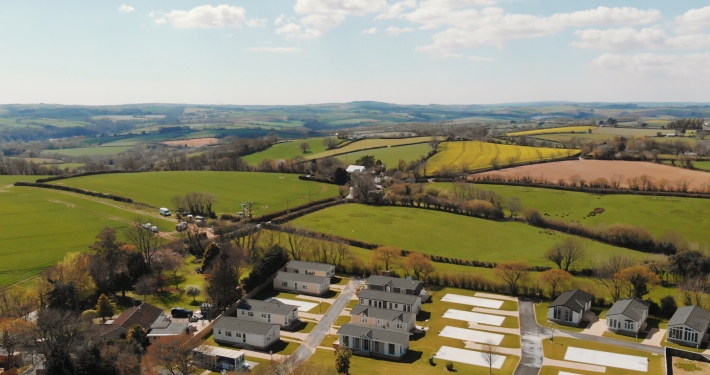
[
  {"left": 247, "top": 18, "right": 267, "bottom": 28},
  {"left": 590, "top": 53, "right": 710, "bottom": 79},
  {"left": 292, "top": 0, "right": 388, "bottom": 37},
  {"left": 410, "top": 6, "right": 661, "bottom": 54},
  {"left": 118, "top": 4, "right": 135, "bottom": 13},
  {"left": 572, "top": 27, "right": 710, "bottom": 51},
  {"left": 276, "top": 23, "right": 302, "bottom": 39},
  {"left": 362, "top": 27, "right": 378, "bottom": 34},
  {"left": 275, "top": 14, "right": 287, "bottom": 25},
  {"left": 375, "top": 0, "right": 417, "bottom": 20},
  {"left": 468, "top": 55, "right": 493, "bottom": 61},
  {"left": 163, "top": 5, "right": 246, "bottom": 29},
  {"left": 675, "top": 6, "right": 710, "bottom": 34},
  {"left": 155, "top": 18, "right": 166, "bottom": 25},
  {"left": 248, "top": 47, "right": 302, "bottom": 53},
  {"left": 386, "top": 26, "right": 414, "bottom": 35}
]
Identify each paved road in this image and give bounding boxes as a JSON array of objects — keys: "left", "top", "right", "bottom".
[
  {"left": 288, "top": 278, "right": 363, "bottom": 366},
  {"left": 557, "top": 329, "right": 664, "bottom": 354},
  {"left": 515, "top": 300, "right": 546, "bottom": 375}
]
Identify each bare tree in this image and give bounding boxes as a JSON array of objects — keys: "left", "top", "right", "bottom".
[
  {"left": 372, "top": 246, "right": 402, "bottom": 271},
  {"left": 610, "top": 174, "right": 623, "bottom": 189},
  {"left": 481, "top": 339, "right": 500, "bottom": 375},
  {"left": 494, "top": 262, "right": 529, "bottom": 295},
  {"left": 508, "top": 197, "right": 522, "bottom": 218},
  {"left": 349, "top": 173, "right": 376, "bottom": 202},
  {"left": 142, "top": 335, "right": 200, "bottom": 375},
  {"left": 545, "top": 238, "right": 586, "bottom": 271},
  {"left": 124, "top": 220, "right": 159, "bottom": 271},
  {"left": 300, "top": 142, "right": 311, "bottom": 153},
  {"left": 323, "top": 137, "right": 339, "bottom": 150},
  {"left": 284, "top": 226, "right": 312, "bottom": 260},
  {"left": 595, "top": 254, "right": 633, "bottom": 302}
]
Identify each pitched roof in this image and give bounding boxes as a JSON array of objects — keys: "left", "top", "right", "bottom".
[
  {"left": 214, "top": 316, "right": 278, "bottom": 336},
  {"left": 94, "top": 324, "right": 128, "bottom": 338},
  {"left": 366, "top": 275, "right": 422, "bottom": 291},
  {"left": 286, "top": 261, "right": 334, "bottom": 272},
  {"left": 338, "top": 324, "right": 409, "bottom": 346},
  {"left": 112, "top": 303, "right": 164, "bottom": 330},
  {"left": 358, "top": 289, "right": 420, "bottom": 305},
  {"left": 350, "top": 305, "right": 414, "bottom": 323},
  {"left": 606, "top": 297, "right": 650, "bottom": 322},
  {"left": 148, "top": 320, "right": 189, "bottom": 337},
  {"left": 668, "top": 306, "right": 710, "bottom": 332},
  {"left": 346, "top": 165, "right": 366, "bottom": 173},
  {"left": 236, "top": 299, "right": 298, "bottom": 316},
  {"left": 275, "top": 271, "right": 328, "bottom": 284},
  {"left": 549, "top": 289, "right": 593, "bottom": 312}
]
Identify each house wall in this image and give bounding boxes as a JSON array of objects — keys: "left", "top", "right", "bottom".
[
  {"left": 548, "top": 306, "right": 582, "bottom": 326},
  {"left": 338, "top": 334, "right": 408, "bottom": 360},
  {"left": 358, "top": 297, "right": 421, "bottom": 313},
  {"left": 285, "top": 266, "right": 335, "bottom": 278},
  {"left": 349, "top": 315, "right": 414, "bottom": 332},
  {"left": 273, "top": 277, "right": 329, "bottom": 296},
  {"left": 606, "top": 312, "right": 647, "bottom": 334},
  {"left": 213, "top": 325, "right": 280, "bottom": 350},
  {"left": 366, "top": 284, "right": 421, "bottom": 296},
  {"left": 667, "top": 324, "right": 706, "bottom": 347},
  {"left": 235, "top": 308, "right": 298, "bottom": 328}
]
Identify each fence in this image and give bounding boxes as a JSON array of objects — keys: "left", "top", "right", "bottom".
[{"left": 664, "top": 347, "right": 710, "bottom": 375}]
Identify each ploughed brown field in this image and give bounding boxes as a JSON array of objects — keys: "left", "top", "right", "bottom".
[
  {"left": 474, "top": 160, "right": 710, "bottom": 190},
  {"left": 162, "top": 137, "right": 220, "bottom": 147}
]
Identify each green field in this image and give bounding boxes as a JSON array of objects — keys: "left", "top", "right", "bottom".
[
  {"left": 42, "top": 146, "right": 135, "bottom": 157},
  {"left": 335, "top": 143, "right": 431, "bottom": 167},
  {"left": 50, "top": 171, "right": 338, "bottom": 216},
  {"left": 0, "top": 185, "right": 174, "bottom": 287},
  {"left": 100, "top": 133, "right": 187, "bottom": 146},
  {"left": 242, "top": 138, "right": 330, "bottom": 165},
  {"left": 291, "top": 204, "right": 647, "bottom": 268},
  {"left": 435, "top": 183, "right": 710, "bottom": 244},
  {"left": 306, "top": 137, "right": 433, "bottom": 160}
]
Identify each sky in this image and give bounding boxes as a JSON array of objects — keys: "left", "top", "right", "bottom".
[{"left": 1, "top": 0, "right": 710, "bottom": 106}]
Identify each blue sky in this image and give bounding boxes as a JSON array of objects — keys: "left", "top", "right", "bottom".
[{"left": 1, "top": 1, "right": 709, "bottom": 105}]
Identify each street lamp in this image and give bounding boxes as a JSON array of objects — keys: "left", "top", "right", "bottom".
[{"left": 548, "top": 322, "right": 555, "bottom": 342}]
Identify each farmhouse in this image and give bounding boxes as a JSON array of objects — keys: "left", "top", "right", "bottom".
[
  {"left": 365, "top": 275, "right": 429, "bottom": 301},
  {"left": 667, "top": 306, "right": 710, "bottom": 347},
  {"left": 338, "top": 324, "right": 410, "bottom": 360},
  {"left": 99, "top": 303, "right": 164, "bottom": 340},
  {"left": 358, "top": 289, "right": 421, "bottom": 314},
  {"left": 284, "top": 260, "right": 336, "bottom": 278},
  {"left": 234, "top": 299, "right": 299, "bottom": 329},
  {"left": 350, "top": 305, "right": 416, "bottom": 333},
  {"left": 273, "top": 271, "right": 331, "bottom": 296},
  {"left": 548, "top": 289, "right": 593, "bottom": 327},
  {"left": 212, "top": 316, "right": 280, "bottom": 350},
  {"left": 605, "top": 297, "right": 649, "bottom": 336}
]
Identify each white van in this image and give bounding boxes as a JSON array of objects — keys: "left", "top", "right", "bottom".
[{"left": 159, "top": 208, "right": 171, "bottom": 216}]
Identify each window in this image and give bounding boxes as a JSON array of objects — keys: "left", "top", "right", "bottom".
[
  {"left": 388, "top": 343, "right": 395, "bottom": 355},
  {"left": 394, "top": 304, "right": 398, "bottom": 309},
  {"left": 553, "top": 307, "right": 561, "bottom": 320},
  {"left": 625, "top": 320, "right": 634, "bottom": 330},
  {"left": 395, "top": 323, "right": 403, "bottom": 329},
  {"left": 360, "top": 316, "right": 368, "bottom": 323},
  {"left": 302, "top": 284, "right": 308, "bottom": 289},
  {"left": 218, "top": 330, "right": 221, "bottom": 335},
  {"left": 248, "top": 312, "right": 254, "bottom": 317},
  {"left": 564, "top": 309, "right": 573, "bottom": 322},
  {"left": 282, "top": 281, "right": 288, "bottom": 286},
  {"left": 343, "top": 336, "right": 349, "bottom": 346},
  {"left": 363, "top": 339, "right": 370, "bottom": 350},
  {"left": 226, "top": 331, "right": 232, "bottom": 337},
  {"left": 236, "top": 333, "right": 242, "bottom": 338}
]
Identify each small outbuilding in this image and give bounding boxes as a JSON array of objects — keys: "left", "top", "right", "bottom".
[
  {"left": 273, "top": 271, "right": 331, "bottom": 296},
  {"left": 346, "top": 165, "right": 366, "bottom": 174},
  {"left": 284, "top": 260, "right": 336, "bottom": 278},
  {"left": 605, "top": 297, "right": 650, "bottom": 336},
  {"left": 193, "top": 346, "right": 247, "bottom": 372},
  {"left": 212, "top": 317, "right": 280, "bottom": 350},
  {"left": 667, "top": 306, "right": 710, "bottom": 347},
  {"left": 548, "top": 289, "right": 593, "bottom": 327}
]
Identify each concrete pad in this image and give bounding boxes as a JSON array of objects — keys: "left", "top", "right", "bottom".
[
  {"left": 267, "top": 297, "right": 318, "bottom": 312},
  {"left": 464, "top": 342, "right": 521, "bottom": 357},
  {"left": 542, "top": 358, "right": 605, "bottom": 373},
  {"left": 443, "top": 309, "right": 506, "bottom": 326},
  {"left": 468, "top": 322, "right": 519, "bottom": 335},
  {"left": 475, "top": 292, "right": 518, "bottom": 302},
  {"left": 641, "top": 328, "right": 665, "bottom": 347},
  {"left": 442, "top": 293, "right": 504, "bottom": 309},
  {"left": 473, "top": 307, "right": 519, "bottom": 317},
  {"left": 564, "top": 347, "right": 648, "bottom": 372},
  {"left": 581, "top": 318, "right": 606, "bottom": 337},
  {"left": 439, "top": 326, "right": 504, "bottom": 345},
  {"left": 434, "top": 346, "right": 506, "bottom": 369},
  {"left": 559, "top": 372, "right": 582, "bottom": 375}
]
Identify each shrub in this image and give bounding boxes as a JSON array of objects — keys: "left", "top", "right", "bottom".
[
  {"left": 445, "top": 361, "right": 454, "bottom": 371},
  {"left": 661, "top": 295, "right": 677, "bottom": 317}
]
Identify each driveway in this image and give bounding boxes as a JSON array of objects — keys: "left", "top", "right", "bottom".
[
  {"left": 287, "top": 278, "right": 363, "bottom": 366},
  {"left": 515, "top": 300, "right": 546, "bottom": 375}
]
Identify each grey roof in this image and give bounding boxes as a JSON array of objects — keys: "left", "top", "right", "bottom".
[
  {"left": 606, "top": 297, "right": 649, "bottom": 322},
  {"left": 286, "top": 261, "right": 334, "bottom": 272},
  {"left": 148, "top": 320, "right": 189, "bottom": 336},
  {"left": 668, "top": 306, "right": 710, "bottom": 332},
  {"left": 350, "top": 305, "right": 414, "bottom": 323},
  {"left": 338, "top": 324, "right": 409, "bottom": 346},
  {"left": 237, "top": 299, "right": 298, "bottom": 316},
  {"left": 358, "top": 289, "right": 420, "bottom": 305},
  {"left": 275, "top": 271, "right": 328, "bottom": 284},
  {"left": 214, "top": 316, "right": 278, "bottom": 336},
  {"left": 550, "top": 289, "right": 593, "bottom": 312},
  {"left": 366, "top": 275, "right": 422, "bottom": 291}
]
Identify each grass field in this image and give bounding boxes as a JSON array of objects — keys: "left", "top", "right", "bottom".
[
  {"left": 242, "top": 138, "right": 329, "bottom": 165},
  {"left": 291, "top": 204, "right": 647, "bottom": 268},
  {"left": 434, "top": 183, "right": 710, "bottom": 244},
  {"left": 41, "top": 146, "right": 135, "bottom": 157},
  {"left": 50, "top": 171, "right": 338, "bottom": 216},
  {"left": 306, "top": 287, "right": 520, "bottom": 375},
  {"left": 306, "top": 137, "right": 433, "bottom": 160},
  {"left": 427, "top": 141, "right": 578, "bottom": 173},
  {"left": 592, "top": 127, "right": 667, "bottom": 137},
  {"left": 0, "top": 185, "right": 174, "bottom": 287},
  {"left": 507, "top": 126, "right": 597, "bottom": 136},
  {"left": 335, "top": 143, "right": 431, "bottom": 167}
]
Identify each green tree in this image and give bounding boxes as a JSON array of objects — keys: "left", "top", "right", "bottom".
[
  {"left": 355, "top": 155, "right": 375, "bottom": 169},
  {"left": 186, "top": 285, "right": 201, "bottom": 303},
  {"left": 334, "top": 347, "right": 352, "bottom": 374},
  {"left": 95, "top": 294, "right": 115, "bottom": 322},
  {"left": 202, "top": 242, "right": 221, "bottom": 272},
  {"left": 207, "top": 250, "right": 242, "bottom": 312},
  {"left": 127, "top": 324, "right": 149, "bottom": 348}
]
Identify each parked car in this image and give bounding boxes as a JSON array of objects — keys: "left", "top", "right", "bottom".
[
  {"left": 151, "top": 226, "right": 158, "bottom": 233},
  {"left": 142, "top": 223, "right": 152, "bottom": 230},
  {"left": 159, "top": 207, "right": 171, "bottom": 216},
  {"left": 171, "top": 307, "right": 193, "bottom": 318},
  {"left": 176, "top": 222, "right": 188, "bottom": 232},
  {"left": 189, "top": 314, "right": 202, "bottom": 322}
]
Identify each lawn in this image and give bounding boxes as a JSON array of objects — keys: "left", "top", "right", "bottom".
[
  {"left": 434, "top": 183, "right": 710, "bottom": 244},
  {"left": 41, "top": 146, "right": 135, "bottom": 157},
  {"left": 335, "top": 143, "right": 431, "bottom": 167},
  {"left": 427, "top": 141, "right": 578, "bottom": 173},
  {"left": 0, "top": 185, "right": 174, "bottom": 287},
  {"left": 305, "top": 137, "right": 433, "bottom": 160},
  {"left": 203, "top": 332, "right": 299, "bottom": 355},
  {"left": 124, "top": 255, "right": 207, "bottom": 310},
  {"left": 306, "top": 286, "right": 521, "bottom": 375},
  {"left": 242, "top": 138, "right": 330, "bottom": 165},
  {"left": 291, "top": 204, "right": 648, "bottom": 268},
  {"left": 50, "top": 171, "right": 338, "bottom": 216},
  {"left": 542, "top": 337, "right": 663, "bottom": 375}
]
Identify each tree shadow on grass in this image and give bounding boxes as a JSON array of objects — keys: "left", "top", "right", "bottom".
[
  {"left": 364, "top": 350, "right": 424, "bottom": 364},
  {"left": 288, "top": 320, "right": 313, "bottom": 333},
  {"left": 152, "top": 291, "right": 185, "bottom": 307},
  {"left": 417, "top": 311, "right": 432, "bottom": 321},
  {"left": 269, "top": 340, "right": 295, "bottom": 355},
  {"left": 321, "top": 290, "right": 339, "bottom": 299}
]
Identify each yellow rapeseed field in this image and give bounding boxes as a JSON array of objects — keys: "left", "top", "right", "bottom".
[
  {"left": 427, "top": 141, "right": 579, "bottom": 173},
  {"left": 507, "top": 126, "right": 597, "bottom": 136}
]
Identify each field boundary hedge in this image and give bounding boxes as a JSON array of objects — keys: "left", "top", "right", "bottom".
[
  {"left": 297, "top": 176, "right": 340, "bottom": 185},
  {"left": 270, "top": 200, "right": 345, "bottom": 224},
  {"left": 14, "top": 181, "right": 153, "bottom": 207},
  {"left": 35, "top": 170, "right": 147, "bottom": 183},
  {"left": 250, "top": 196, "right": 341, "bottom": 223}
]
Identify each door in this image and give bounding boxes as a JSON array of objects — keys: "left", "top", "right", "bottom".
[
  {"left": 374, "top": 341, "right": 381, "bottom": 353},
  {"left": 243, "top": 334, "right": 246, "bottom": 343},
  {"left": 295, "top": 282, "right": 298, "bottom": 290}
]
